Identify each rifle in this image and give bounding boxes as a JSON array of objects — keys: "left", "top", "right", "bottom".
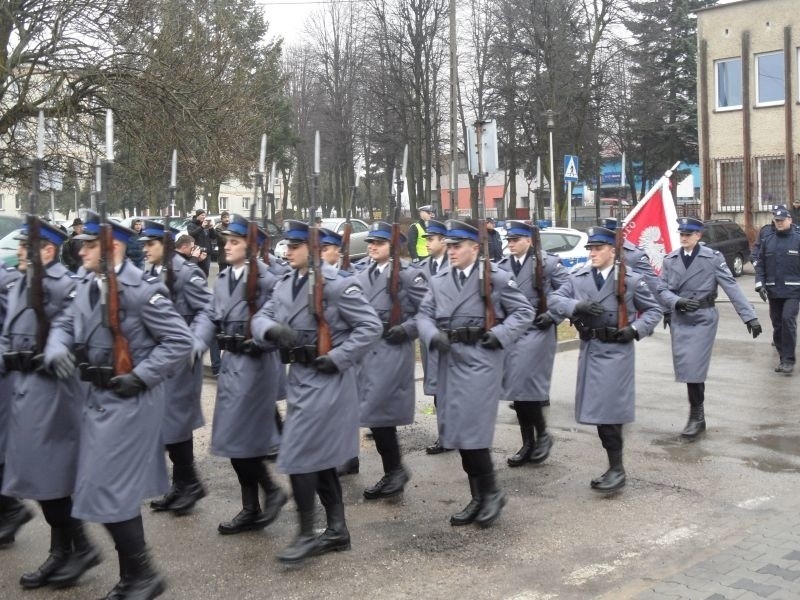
[
  {"left": 26, "top": 157, "right": 48, "bottom": 353},
  {"left": 308, "top": 131, "right": 333, "bottom": 355},
  {"left": 615, "top": 226, "right": 629, "bottom": 329},
  {"left": 532, "top": 226, "right": 547, "bottom": 315},
  {"left": 99, "top": 199, "right": 134, "bottom": 375},
  {"left": 388, "top": 206, "right": 402, "bottom": 327},
  {"left": 164, "top": 183, "right": 176, "bottom": 296},
  {"left": 478, "top": 219, "right": 497, "bottom": 330},
  {"left": 245, "top": 203, "right": 259, "bottom": 340},
  {"left": 341, "top": 210, "right": 352, "bottom": 271}
]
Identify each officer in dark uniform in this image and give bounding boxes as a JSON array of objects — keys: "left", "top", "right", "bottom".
[
  {"left": 497, "top": 221, "right": 568, "bottom": 467},
  {"left": 658, "top": 217, "right": 761, "bottom": 439},
  {"left": 0, "top": 263, "right": 29, "bottom": 547},
  {"left": 252, "top": 220, "right": 382, "bottom": 563},
  {"left": 194, "top": 213, "right": 288, "bottom": 536},
  {"left": 44, "top": 211, "right": 194, "bottom": 600},
  {"left": 415, "top": 219, "right": 451, "bottom": 455},
  {"left": 551, "top": 227, "right": 662, "bottom": 493},
  {"left": 754, "top": 205, "right": 800, "bottom": 374},
  {"left": 416, "top": 219, "right": 534, "bottom": 528},
  {"left": 356, "top": 222, "right": 427, "bottom": 500},
  {"left": 1, "top": 219, "right": 102, "bottom": 590},
  {"left": 139, "top": 220, "right": 213, "bottom": 515}
]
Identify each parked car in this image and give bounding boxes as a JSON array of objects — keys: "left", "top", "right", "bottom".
[
  {"left": 274, "top": 218, "right": 369, "bottom": 261},
  {"left": 701, "top": 219, "right": 750, "bottom": 277},
  {"left": 539, "top": 227, "right": 590, "bottom": 271},
  {"left": 0, "top": 216, "right": 23, "bottom": 239},
  {"left": 0, "top": 228, "right": 21, "bottom": 267}
]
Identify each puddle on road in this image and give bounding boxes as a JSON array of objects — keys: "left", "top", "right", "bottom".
[
  {"left": 742, "top": 457, "right": 800, "bottom": 473},
  {"left": 649, "top": 436, "right": 713, "bottom": 463},
  {"left": 740, "top": 433, "right": 800, "bottom": 455}
]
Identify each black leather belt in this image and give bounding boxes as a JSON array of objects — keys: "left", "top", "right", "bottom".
[
  {"left": 439, "top": 327, "right": 485, "bottom": 345},
  {"left": 79, "top": 364, "right": 114, "bottom": 389},
  {"left": 695, "top": 299, "right": 715, "bottom": 309},
  {"left": 216, "top": 333, "right": 263, "bottom": 356},
  {"left": 578, "top": 327, "right": 621, "bottom": 343},
  {"left": 3, "top": 351, "right": 40, "bottom": 373},
  {"left": 279, "top": 345, "right": 318, "bottom": 365}
]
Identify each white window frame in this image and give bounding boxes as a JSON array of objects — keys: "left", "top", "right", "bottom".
[
  {"left": 716, "top": 158, "right": 745, "bottom": 212},
  {"left": 715, "top": 57, "right": 743, "bottom": 111},
  {"left": 242, "top": 197, "right": 249, "bottom": 210},
  {"left": 0, "top": 194, "right": 4, "bottom": 211},
  {"left": 219, "top": 196, "right": 228, "bottom": 211},
  {"left": 755, "top": 50, "right": 785, "bottom": 107}
]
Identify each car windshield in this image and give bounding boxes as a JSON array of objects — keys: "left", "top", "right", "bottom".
[
  {"left": 0, "top": 229, "right": 21, "bottom": 249},
  {"left": 540, "top": 232, "right": 580, "bottom": 253}
]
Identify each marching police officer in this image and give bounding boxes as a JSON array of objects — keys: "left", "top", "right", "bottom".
[
  {"left": 415, "top": 219, "right": 451, "bottom": 455},
  {"left": 416, "top": 219, "right": 534, "bottom": 528},
  {"left": 139, "top": 221, "right": 213, "bottom": 515},
  {"left": 0, "top": 263, "right": 28, "bottom": 547},
  {"left": 356, "top": 222, "right": 427, "bottom": 500},
  {"left": 252, "top": 220, "right": 382, "bottom": 563},
  {"left": 658, "top": 217, "right": 761, "bottom": 439},
  {"left": 1, "top": 219, "right": 102, "bottom": 589},
  {"left": 551, "top": 226, "right": 662, "bottom": 493},
  {"left": 497, "top": 221, "right": 568, "bottom": 467},
  {"left": 44, "top": 211, "right": 194, "bottom": 600},
  {"left": 194, "top": 213, "right": 288, "bottom": 535},
  {"left": 754, "top": 205, "right": 800, "bottom": 374},
  {"left": 601, "top": 218, "right": 663, "bottom": 302}
]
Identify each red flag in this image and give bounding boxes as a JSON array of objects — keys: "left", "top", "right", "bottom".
[{"left": 622, "top": 163, "right": 681, "bottom": 275}]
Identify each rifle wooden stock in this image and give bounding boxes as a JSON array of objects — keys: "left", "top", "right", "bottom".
[
  {"left": 341, "top": 212, "right": 352, "bottom": 271},
  {"left": 388, "top": 209, "right": 402, "bottom": 327},
  {"left": 163, "top": 227, "right": 176, "bottom": 297},
  {"left": 308, "top": 226, "right": 333, "bottom": 355},
  {"left": 478, "top": 219, "right": 497, "bottom": 330},
  {"left": 26, "top": 212, "right": 49, "bottom": 353},
  {"left": 245, "top": 210, "right": 259, "bottom": 340},
  {"left": 615, "top": 228, "right": 629, "bottom": 329},
  {"left": 99, "top": 220, "right": 133, "bottom": 375},
  {"left": 533, "top": 227, "right": 547, "bottom": 315}
]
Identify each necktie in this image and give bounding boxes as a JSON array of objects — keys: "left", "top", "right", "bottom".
[
  {"left": 459, "top": 270, "right": 467, "bottom": 286},
  {"left": 593, "top": 268, "right": 604, "bottom": 290},
  {"left": 90, "top": 280, "right": 100, "bottom": 308},
  {"left": 431, "top": 260, "right": 439, "bottom": 275},
  {"left": 369, "top": 264, "right": 378, "bottom": 283},
  {"left": 512, "top": 258, "right": 522, "bottom": 276},
  {"left": 229, "top": 270, "right": 240, "bottom": 295},
  {"left": 682, "top": 250, "right": 694, "bottom": 269},
  {"left": 292, "top": 271, "right": 307, "bottom": 300}
]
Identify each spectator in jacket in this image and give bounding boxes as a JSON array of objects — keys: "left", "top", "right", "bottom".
[
  {"left": 125, "top": 219, "right": 145, "bottom": 268},
  {"left": 187, "top": 210, "right": 215, "bottom": 275}
]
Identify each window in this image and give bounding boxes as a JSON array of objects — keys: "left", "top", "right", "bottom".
[
  {"left": 0, "top": 194, "right": 4, "bottom": 211},
  {"left": 242, "top": 197, "right": 249, "bottom": 210},
  {"left": 715, "top": 58, "right": 742, "bottom": 110},
  {"left": 15, "top": 194, "right": 22, "bottom": 210},
  {"left": 352, "top": 220, "right": 368, "bottom": 233},
  {"left": 716, "top": 159, "right": 744, "bottom": 210},
  {"left": 219, "top": 197, "right": 227, "bottom": 211},
  {"left": 757, "top": 156, "right": 786, "bottom": 207},
  {"left": 755, "top": 51, "right": 784, "bottom": 106}
]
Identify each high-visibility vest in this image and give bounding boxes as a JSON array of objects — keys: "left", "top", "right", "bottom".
[{"left": 413, "top": 222, "right": 429, "bottom": 257}]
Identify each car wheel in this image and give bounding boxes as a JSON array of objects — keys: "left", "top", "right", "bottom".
[{"left": 731, "top": 253, "right": 744, "bottom": 277}]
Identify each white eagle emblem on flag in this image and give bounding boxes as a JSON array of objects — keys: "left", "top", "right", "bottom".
[{"left": 637, "top": 226, "right": 666, "bottom": 272}]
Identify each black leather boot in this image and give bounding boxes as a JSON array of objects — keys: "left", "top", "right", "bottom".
[
  {"left": 507, "top": 425, "right": 534, "bottom": 467},
  {"left": 169, "top": 464, "right": 207, "bottom": 516},
  {"left": 317, "top": 504, "right": 351, "bottom": 555},
  {"left": 217, "top": 484, "right": 270, "bottom": 535},
  {"left": 101, "top": 552, "right": 127, "bottom": 600},
  {"left": 148, "top": 484, "right": 178, "bottom": 512},
  {"left": 449, "top": 476, "right": 481, "bottom": 526},
  {"left": 20, "top": 527, "right": 71, "bottom": 588},
  {"left": 681, "top": 402, "right": 706, "bottom": 439},
  {"left": 425, "top": 438, "right": 452, "bottom": 454},
  {"left": 277, "top": 510, "right": 319, "bottom": 564},
  {"left": 591, "top": 449, "right": 626, "bottom": 493},
  {"left": 363, "top": 465, "right": 410, "bottom": 499},
  {"left": 257, "top": 471, "right": 288, "bottom": 527},
  {"left": 336, "top": 457, "right": 360, "bottom": 476},
  {"left": 118, "top": 549, "right": 166, "bottom": 599},
  {"left": 530, "top": 431, "right": 553, "bottom": 464},
  {"left": 0, "top": 497, "right": 34, "bottom": 546},
  {"left": 474, "top": 473, "right": 506, "bottom": 528},
  {"left": 48, "top": 520, "right": 102, "bottom": 587}
]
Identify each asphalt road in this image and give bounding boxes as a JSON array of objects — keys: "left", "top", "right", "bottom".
[{"left": 2, "top": 267, "right": 800, "bottom": 600}]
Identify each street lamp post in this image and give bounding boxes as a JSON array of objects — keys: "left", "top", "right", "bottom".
[{"left": 544, "top": 109, "right": 556, "bottom": 226}]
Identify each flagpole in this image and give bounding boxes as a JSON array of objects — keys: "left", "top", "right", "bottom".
[{"left": 627, "top": 161, "right": 681, "bottom": 213}]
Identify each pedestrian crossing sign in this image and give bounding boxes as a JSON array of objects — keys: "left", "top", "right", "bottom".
[{"left": 564, "top": 155, "right": 579, "bottom": 182}]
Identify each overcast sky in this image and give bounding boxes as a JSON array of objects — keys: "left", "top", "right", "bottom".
[{"left": 259, "top": 0, "right": 317, "bottom": 45}]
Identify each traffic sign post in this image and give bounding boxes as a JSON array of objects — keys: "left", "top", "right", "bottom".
[{"left": 564, "top": 155, "right": 579, "bottom": 229}]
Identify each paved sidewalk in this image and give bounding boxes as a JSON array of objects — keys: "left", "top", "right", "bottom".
[{"left": 635, "top": 513, "right": 800, "bottom": 600}]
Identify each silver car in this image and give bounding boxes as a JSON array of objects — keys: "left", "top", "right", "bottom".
[{"left": 275, "top": 218, "right": 370, "bottom": 261}]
